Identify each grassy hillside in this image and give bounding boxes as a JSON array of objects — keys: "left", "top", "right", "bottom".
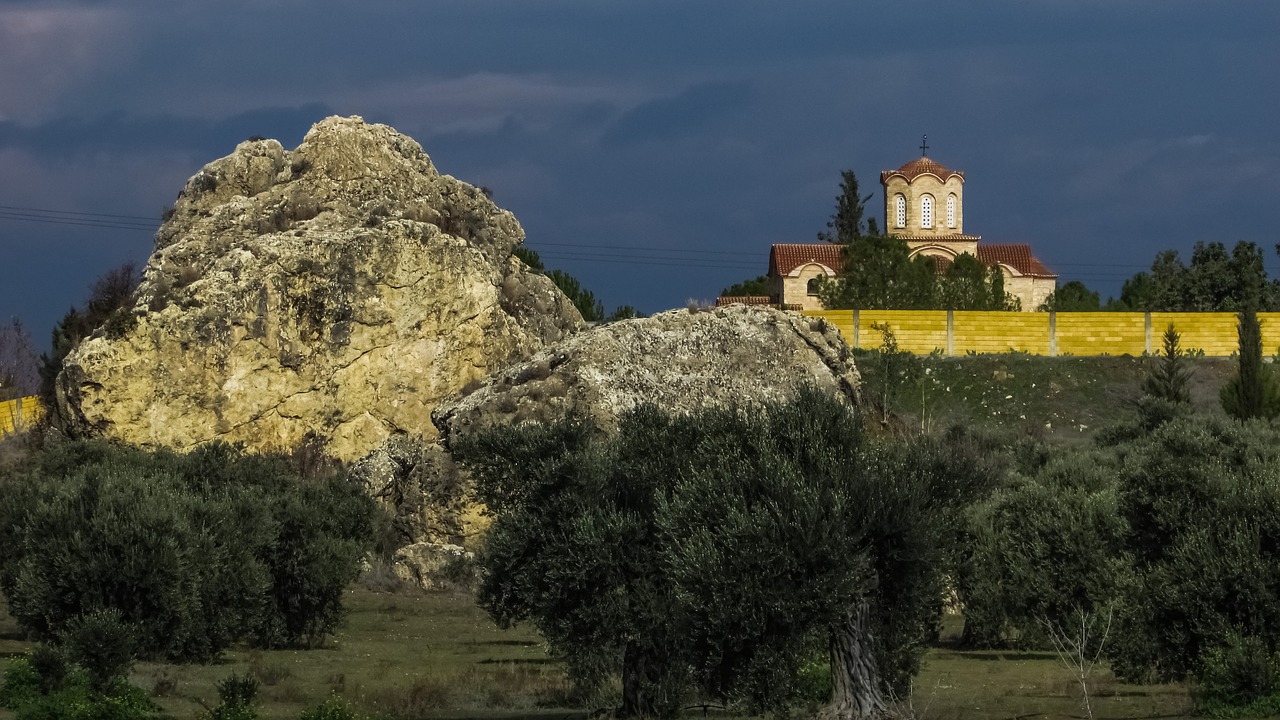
[{"left": 853, "top": 350, "right": 1237, "bottom": 441}]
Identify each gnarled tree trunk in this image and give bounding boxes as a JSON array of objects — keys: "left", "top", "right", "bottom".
[
  {"left": 621, "top": 641, "right": 675, "bottom": 718},
  {"left": 818, "top": 599, "right": 895, "bottom": 720}
]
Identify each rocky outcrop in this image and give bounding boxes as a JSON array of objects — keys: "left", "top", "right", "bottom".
[
  {"left": 352, "top": 304, "right": 860, "bottom": 588},
  {"left": 391, "top": 542, "right": 477, "bottom": 592},
  {"left": 346, "top": 434, "right": 483, "bottom": 547},
  {"left": 434, "top": 304, "right": 860, "bottom": 446},
  {"left": 57, "top": 116, "right": 581, "bottom": 461}
]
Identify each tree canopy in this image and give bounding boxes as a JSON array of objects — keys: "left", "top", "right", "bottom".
[
  {"left": 1112, "top": 241, "right": 1280, "bottom": 311},
  {"left": 719, "top": 275, "right": 771, "bottom": 298},
  {"left": 454, "top": 389, "right": 990, "bottom": 719},
  {"left": 1038, "top": 281, "right": 1101, "bottom": 312}
]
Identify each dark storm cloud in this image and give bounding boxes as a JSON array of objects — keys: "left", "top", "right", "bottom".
[
  {"left": 600, "top": 82, "right": 753, "bottom": 147},
  {"left": 0, "top": 103, "right": 334, "bottom": 159},
  {"left": 2, "top": 0, "right": 1279, "bottom": 343}
]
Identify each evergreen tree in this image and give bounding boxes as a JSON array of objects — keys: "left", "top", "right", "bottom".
[
  {"left": 1221, "top": 308, "right": 1280, "bottom": 420},
  {"left": 1143, "top": 324, "right": 1193, "bottom": 404},
  {"left": 817, "top": 170, "right": 878, "bottom": 244},
  {"left": 989, "top": 265, "right": 1020, "bottom": 311}
]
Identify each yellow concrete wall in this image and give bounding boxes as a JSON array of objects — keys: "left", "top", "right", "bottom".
[
  {"left": 1055, "top": 313, "right": 1147, "bottom": 356},
  {"left": 805, "top": 310, "right": 1280, "bottom": 357},
  {"left": 857, "top": 310, "right": 950, "bottom": 353},
  {"left": 953, "top": 311, "right": 1050, "bottom": 354},
  {"left": 0, "top": 396, "right": 42, "bottom": 436},
  {"left": 1152, "top": 313, "right": 1263, "bottom": 357}
]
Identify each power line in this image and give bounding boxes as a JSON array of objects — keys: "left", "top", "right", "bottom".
[
  {"left": 0, "top": 211, "right": 158, "bottom": 232},
  {"left": 0, "top": 204, "right": 160, "bottom": 222}
]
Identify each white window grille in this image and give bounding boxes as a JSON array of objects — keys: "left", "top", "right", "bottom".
[
  {"left": 895, "top": 195, "right": 906, "bottom": 228},
  {"left": 921, "top": 195, "right": 934, "bottom": 229},
  {"left": 946, "top": 195, "right": 956, "bottom": 228}
]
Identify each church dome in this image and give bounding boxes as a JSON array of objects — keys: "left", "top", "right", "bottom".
[{"left": 881, "top": 157, "right": 965, "bottom": 184}]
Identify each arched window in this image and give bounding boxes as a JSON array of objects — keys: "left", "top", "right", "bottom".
[
  {"left": 921, "top": 195, "right": 934, "bottom": 229},
  {"left": 807, "top": 276, "right": 822, "bottom": 294},
  {"left": 946, "top": 194, "right": 956, "bottom": 229},
  {"left": 894, "top": 194, "right": 906, "bottom": 228}
]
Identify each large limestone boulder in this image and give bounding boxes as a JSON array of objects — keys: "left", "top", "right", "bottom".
[
  {"left": 57, "top": 116, "right": 581, "bottom": 461},
  {"left": 351, "top": 305, "right": 860, "bottom": 560},
  {"left": 434, "top": 304, "right": 861, "bottom": 446}
]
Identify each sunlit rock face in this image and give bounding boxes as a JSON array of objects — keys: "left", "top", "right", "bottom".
[
  {"left": 434, "top": 304, "right": 861, "bottom": 444},
  {"left": 57, "top": 116, "right": 581, "bottom": 461},
  {"left": 347, "top": 304, "right": 861, "bottom": 578}
]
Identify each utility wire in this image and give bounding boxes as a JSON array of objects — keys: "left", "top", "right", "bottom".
[
  {"left": 0, "top": 204, "right": 160, "bottom": 222},
  {"left": 0, "top": 211, "right": 158, "bottom": 232}
]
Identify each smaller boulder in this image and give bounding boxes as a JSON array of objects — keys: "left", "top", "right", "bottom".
[
  {"left": 433, "top": 304, "right": 861, "bottom": 445},
  {"left": 392, "top": 542, "right": 477, "bottom": 592}
]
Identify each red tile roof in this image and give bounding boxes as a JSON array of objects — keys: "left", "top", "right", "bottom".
[
  {"left": 715, "top": 296, "right": 773, "bottom": 306},
  {"left": 767, "top": 242, "right": 1056, "bottom": 279},
  {"left": 977, "top": 244, "right": 1057, "bottom": 278},
  {"left": 768, "top": 243, "right": 844, "bottom": 277},
  {"left": 880, "top": 157, "right": 965, "bottom": 184}
]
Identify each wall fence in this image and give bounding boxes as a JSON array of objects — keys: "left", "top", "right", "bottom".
[
  {"left": 0, "top": 395, "right": 42, "bottom": 437},
  {"left": 804, "top": 310, "right": 1280, "bottom": 357}
]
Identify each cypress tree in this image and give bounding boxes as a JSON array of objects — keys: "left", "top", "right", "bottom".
[{"left": 1221, "top": 308, "right": 1280, "bottom": 420}]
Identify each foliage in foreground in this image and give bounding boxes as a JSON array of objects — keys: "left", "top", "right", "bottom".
[
  {"left": 0, "top": 440, "right": 377, "bottom": 663},
  {"left": 960, "top": 402, "right": 1280, "bottom": 711},
  {"left": 0, "top": 651, "right": 160, "bottom": 720},
  {"left": 454, "top": 388, "right": 992, "bottom": 718}
]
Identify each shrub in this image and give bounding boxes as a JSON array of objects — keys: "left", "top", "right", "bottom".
[
  {"left": 0, "top": 651, "right": 159, "bottom": 720},
  {"left": 59, "top": 609, "right": 137, "bottom": 693},
  {"left": 959, "top": 448, "right": 1127, "bottom": 648},
  {"left": 1107, "top": 417, "right": 1280, "bottom": 683},
  {"left": 1196, "top": 634, "right": 1280, "bottom": 717},
  {"left": 298, "top": 697, "right": 363, "bottom": 720},
  {"left": 0, "top": 440, "right": 376, "bottom": 663},
  {"left": 0, "top": 657, "right": 41, "bottom": 710},
  {"left": 209, "top": 672, "right": 259, "bottom": 720}
]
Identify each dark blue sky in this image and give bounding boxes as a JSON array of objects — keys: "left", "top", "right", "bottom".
[{"left": 2, "top": 0, "right": 1278, "bottom": 343}]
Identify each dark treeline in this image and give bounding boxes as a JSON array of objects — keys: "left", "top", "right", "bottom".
[{"left": 1054, "top": 240, "right": 1280, "bottom": 312}]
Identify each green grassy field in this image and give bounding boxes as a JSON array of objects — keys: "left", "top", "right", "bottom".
[
  {"left": 2, "top": 585, "right": 1201, "bottom": 720},
  {"left": 854, "top": 351, "right": 1236, "bottom": 440}
]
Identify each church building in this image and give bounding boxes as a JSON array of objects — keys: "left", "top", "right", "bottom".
[{"left": 719, "top": 149, "right": 1057, "bottom": 312}]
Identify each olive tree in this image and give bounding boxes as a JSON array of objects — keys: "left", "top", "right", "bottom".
[{"left": 455, "top": 389, "right": 991, "bottom": 719}]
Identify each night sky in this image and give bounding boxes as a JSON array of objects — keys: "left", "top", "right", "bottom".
[{"left": 2, "top": 0, "right": 1278, "bottom": 344}]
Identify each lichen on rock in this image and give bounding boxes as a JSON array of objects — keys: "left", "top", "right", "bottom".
[
  {"left": 57, "top": 116, "right": 581, "bottom": 461},
  {"left": 433, "top": 304, "right": 861, "bottom": 446}
]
